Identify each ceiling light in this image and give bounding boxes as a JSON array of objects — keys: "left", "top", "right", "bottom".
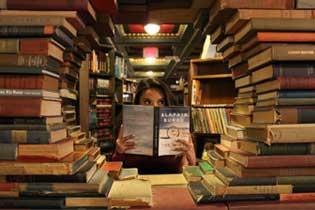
[
  {"left": 147, "top": 71, "right": 154, "bottom": 76},
  {"left": 145, "top": 57, "right": 156, "bottom": 64},
  {"left": 144, "top": 23, "right": 160, "bottom": 35}
]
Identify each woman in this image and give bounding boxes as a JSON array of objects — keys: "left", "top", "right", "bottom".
[{"left": 112, "top": 78, "right": 196, "bottom": 174}]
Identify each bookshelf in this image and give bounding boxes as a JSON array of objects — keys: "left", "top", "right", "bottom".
[
  {"left": 123, "top": 78, "right": 137, "bottom": 104},
  {"left": 80, "top": 48, "right": 125, "bottom": 154},
  {"left": 188, "top": 58, "right": 236, "bottom": 158}
]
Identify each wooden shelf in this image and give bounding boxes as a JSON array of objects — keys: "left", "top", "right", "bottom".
[
  {"left": 89, "top": 72, "right": 112, "bottom": 78},
  {"left": 192, "top": 74, "right": 232, "bottom": 80}
]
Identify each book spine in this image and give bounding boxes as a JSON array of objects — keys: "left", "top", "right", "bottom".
[
  {"left": 258, "top": 143, "right": 310, "bottom": 155},
  {"left": 0, "top": 75, "right": 44, "bottom": 89},
  {"left": 0, "top": 198, "right": 64, "bottom": 208},
  {"left": 278, "top": 91, "right": 315, "bottom": 98},
  {"left": 7, "top": 0, "right": 88, "bottom": 10},
  {"left": 154, "top": 107, "right": 159, "bottom": 157},
  {"left": 0, "top": 143, "right": 17, "bottom": 160},
  {"left": 0, "top": 26, "right": 54, "bottom": 37},
  {"left": 278, "top": 77, "right": 315, "bottom": 89},
  {"left": 0, "top": 130, "right": 50, "bottom": 144},
  {"left": 275, "top": 64, "right": 315, "bottom": 77},
  {"left": 296, "top": 0, "right": 315, "bottom": 8},
  {"left": 0, "top": 97, "right": 43, "bottom": 117},
  {"left": 19, "top": 39, "right": 49, "bottom": 55}
]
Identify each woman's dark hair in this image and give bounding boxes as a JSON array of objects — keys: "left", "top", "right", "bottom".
[{"left": 134, "top": 78, "right": 176, "bottom": 106}]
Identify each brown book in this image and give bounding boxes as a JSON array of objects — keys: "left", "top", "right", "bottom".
[
  {"left": 226, "top": 158, "right": 315, "bottom": 178},
  {"left": 235, "top": 18, "right": 315, "bottom": 44},
  {"left": 1, "top": 0, "right": 96, "bottom": 24},
  {"left": 256, "top": 98, "right": 315, "bottom": 107},
  {"left": 0, "top": 74, "right": 59, "bottom": 91},
  {"left": 0, "top": 39, "right": 18, "bottom": 53},
  {"left": 0, "top": 152, "right": 87, "bottom": 175},
  {"left": 234, "top": 97, "right": 256, "bottom": 104},
  {"left": 226, "top": 9, "right": 312, "bottom": 34},
  {"left": 252, "top": 63, "right": 315, "bottom": 84},
  {"left": 233, "top": 104, "right": 255, "bottom": 115},
  {"left": 18, "top": 138, "right": 73, "bottom": 161},
  {"left": 208, "top": 0, "right": 295, "bottom": 33},
  {"left": 215, "top": 144, "right": 230, "bottom": 159},
  {"left": 226, "top": 124, "right": 246, "bottom": 139},
  {"left": 223, "top": 45, "right": 241, "bottom": 60},
  {"left": 65, "top": 197, "right": 107, "bottom": 207},
  {"left": 231, "top": 62, "right": 248, "bottom": 79},
  {"left": 0, "top": 182, "right": 19, "bottom": 198},
  {"left": 0, "top": 13, "right": 76, "bottom": 37},
  {"left": 20, "top": 38, "right": 64, "bottom": 62},
  {"left": 246, "top": 124, "right": 315, "bottom": 145},
  {"left": 211, "top": 25, "right": 225, "bottom": 44},
  {"left": 242, "top": 32, "right": 315, "bottom": 52},
  {"left": 208, "top": 150, "right": 225, "bottom": 169},
  {"left": 228, "top": 54, "right": 245, "bottom": 68},
  {"left": 221, "top": 135, "right": 239, "bottom": 151},
  {"left": 253, "top": 106, "right": 315, "bottom": 124},
  {"left": 235, "top": 75, "right": 251, "bottom": 88},
  {"left": 202, "top": 174, "right": 292, "bottom": 196},
  {"left": 217, "top": 36, "right": 234, "bottom": 52},
  {"left": 248, "top": 44, "right": 315, "bottom": 71},
  {"left": 256, "top": 77, "right": 315, "bottom": 94},
  {"left": 230, "top": 152, "right": 315, "bottom": 168},
  {"left": 281, "top": 193, "right": 315, "bottom": 202},
  {"left": 0, "top": 97, "right": 61, "bottom": 117},
  {"left": 230, "top": 112, "right": 252, "bottom": 127}
]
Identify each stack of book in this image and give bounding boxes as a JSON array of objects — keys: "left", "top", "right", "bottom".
[
  {"left": 0, "top": 0, "right": 117, "bottom": 209},
  {"left": 187, "top": 0, "right": 315, "bottom": 207}
]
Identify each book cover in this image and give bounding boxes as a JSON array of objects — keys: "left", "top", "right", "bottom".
[{"left": 123, "top": 105, "right": 190, "bottom": 156}]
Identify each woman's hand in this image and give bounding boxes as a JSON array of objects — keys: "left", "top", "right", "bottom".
[
  {"left": 172, "top": 135, "right": 196, "bottom": 166},
  {"left": 116, "top": 125, "right": 136, "bottom": 154}
]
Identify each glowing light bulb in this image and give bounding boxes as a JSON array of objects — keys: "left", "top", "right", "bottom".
[{"left": 144, "top": 23, "right": 160, "bottom": 35}]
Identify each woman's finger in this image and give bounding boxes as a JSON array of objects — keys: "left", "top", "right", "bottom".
[
  {"left": 122, "top": 134, "right": 135, "bottom": 142},
  {"left": 124, "top": 140, "right": 136, "bottom": 146}
]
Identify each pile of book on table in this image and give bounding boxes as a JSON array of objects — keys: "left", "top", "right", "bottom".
[{"left": 186, "top": 0, "right": 315, "bottom": 208}]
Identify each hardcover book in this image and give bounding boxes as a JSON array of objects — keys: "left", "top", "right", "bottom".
[{"left": 123, "top": 105, "right": 190, "bottom": 156}]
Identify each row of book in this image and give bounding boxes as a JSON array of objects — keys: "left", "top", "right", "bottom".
[
  {"left": 191, "top": 107, "right": 231, "bottom": 135},
  {"left": 185, "top": 0, "right": 315, "bottom": 208}
]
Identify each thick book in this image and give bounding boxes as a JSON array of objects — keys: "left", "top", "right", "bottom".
[
  {"left": 246, "top": 124, "right": 315, "bottom": 145},
  {"left": 215, "top": 167, "right": 277, "bottom": 186},
  {"left": 101, "top": 161, "right": 122, "bottom": 179},
  {"left": 256, "top": 77, "right": 315, "bottom": 94},
  {"left": 208, "top": 0, "right": 295, "bottom": 33},
  {"left": 252, "top": 63, "right": 315, "bottom": 84},
  {"left": 108, "top": 179, "right": 152, "bottom": 208},
  {"left": 0, "top": 197, "right": 64, "bottom": 208},
  {"left": 0, "top": 14, "right": 76, "bottom": 37},
  {"left": 296, "top": 0, "right": 315, "bottom": 8},
  {"left": 6, "top": 161, "right": 97, "bottom": 183},
  {"left": 188, "top": 181, "right": 279, "bottom": 204},
  {"left": 253, "top": 106, "right": 315, "bottom": 124},
  {"left": 18, "top": 138, "right": 73, "bottom": 160},
  {"left": 235, "top": 18, "right": 315, "bottom": 44},
  {"left": 0, "top": 127, "right": 67, "bottom": 144},
  {"left": 226, "top": 9, "right": 312, "bottom": 34},
  {"left": 65, "top": 197, "right": 107, "bottom": 207},
  {"left": 123, "top": 105, "right": 190, "bottom": 156},
  {"left": 217, "top": 36, "right": 234, "bottom": 52},
  {"left": 231, "top": 62, "right": 249, "bottom": 79},
  {"left": 237, "top": 140, "right": 315, "bottom": 156},
  {"left": 202, "top": 174, "right": 292, "bottom": 196},
  {"left": 256, "top": 98, "right": 315, "bottom": 107},
  {"left": 228, "top": 200, "right": 315, "bottom": 210},
  {"left": 138, "top": 174, "right": 187, "bottom": 187},
  {"left": 226, "top": 124, "right": 246, "bottom": 139},
  {"left": 0, "top": 152, "right": 88, "bottom": 175},
  {"left": 0, "top": 89, "right": 59, "bottom": 98},
  {"left": 226, "top": 158, "right": 315, "bottom": 178},
  {"left": 0, "top": 116, "right": 63, "bottom": 125},
  {"left": 1, "top": 0, "right": 96, "bottom": 24},
  {"left": 0, "top": 55, "right": 61, "bottom": 71},
  {"left": 230, "top": 152, "right": 315, "bottom": 168},
  {"left": 0, "top": 25, "right": 73, "bottom": 47},
  {"left": 0, "top": 182, "right": 19, "bottom": 198},
  {"left": 0, "top": 72, "right": 59, "bottom": 91},
  {"left": 235, "top": 75, "right": 251, "bottom": 88},
  {"left": 183, "top": 165, "right": 204, "bottom": 182},
  {"left": 0, "top": 97, "right": 61, "bottom": 117},
  {"left": 199, "top": 161, "right": 214, "bottom": 174},
  {"left": 208, "top": 150, "right": 225, "bottom": 169},
  {"left": 248, "top": 44, "right": 315, "bottom": 70}
]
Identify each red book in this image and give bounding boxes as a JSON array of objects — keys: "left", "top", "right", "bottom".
[
  {"left": 0, "top": 97, "right": 61, "bottom": 117},
  {"left": 281, "top": 193, "right": 315, "bottom": 202},
  {"left": 256, "top": 32, "right": 315, "bottom": 42},
  {"left": 228, "top": 201, "right": 315, "bottom": 210},
  {"left": 101, "top": 161, "right": 123, "bottom": 178}
]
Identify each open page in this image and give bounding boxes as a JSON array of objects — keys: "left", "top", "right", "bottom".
[{"left": 123, "top": 105, "right": 154, "bottom": 156}]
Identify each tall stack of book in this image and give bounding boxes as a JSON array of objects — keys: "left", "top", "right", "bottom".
[
  {"left": 188, "top": 0, "right": 315, "bottom": 207},
  {"left": 0, "top": 0, "right": 114, "bottom": 209}
]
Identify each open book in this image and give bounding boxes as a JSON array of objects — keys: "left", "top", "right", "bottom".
[{"left": 123, "top": 105, "right": 190, "bottom": 156}]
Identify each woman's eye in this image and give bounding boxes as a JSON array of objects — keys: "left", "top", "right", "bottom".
[
  {"left": 144, "top": 99, "right": 151, "bottom": 105},
  {"left": 158, "top": 100, "right": 165, "bottom": 105}
]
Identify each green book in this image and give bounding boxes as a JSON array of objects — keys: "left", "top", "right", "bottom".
[
  {"left": 183, "top": 166, "right": 203, "bottom": 182},
  {"left": 198, "top": 161, "right": 214, "bottom": 174}
]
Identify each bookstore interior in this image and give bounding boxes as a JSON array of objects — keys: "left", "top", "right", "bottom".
[{"left": 2, "top": 0, "right": 315, "bottom": 209}]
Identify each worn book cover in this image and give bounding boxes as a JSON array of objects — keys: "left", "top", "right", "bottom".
[{"left": 123, "top": 105, "right": 190, "bottom": 156}]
